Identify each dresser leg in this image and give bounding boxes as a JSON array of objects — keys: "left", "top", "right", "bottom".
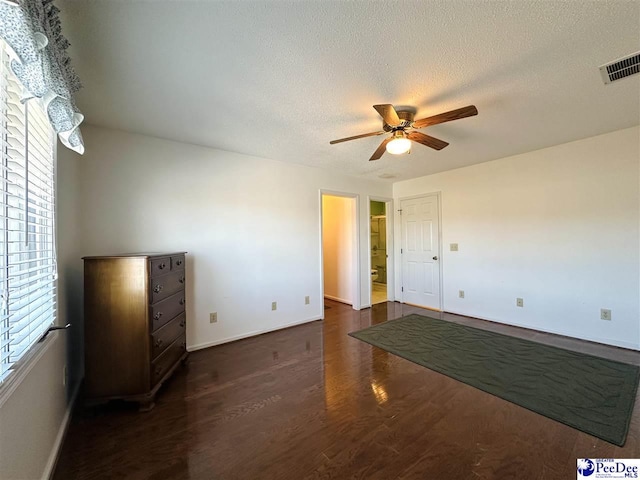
[{"left": 138, "top": 398, "right": 156, "bottom": 412}]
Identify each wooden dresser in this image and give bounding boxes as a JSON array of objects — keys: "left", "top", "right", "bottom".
[{"left": 83, "top": 252, "right": 188, "bottom": 410}]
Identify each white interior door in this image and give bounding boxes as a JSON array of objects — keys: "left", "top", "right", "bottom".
[{"left": 401, "top": 194, "right": 441, "bottom": 309}]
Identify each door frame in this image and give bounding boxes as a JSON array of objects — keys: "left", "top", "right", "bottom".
[
  {"left": 397, "top": 192, "right": 444, "bottom": 311},
  {"left": 319, "top": 190, "right": 361, "bottom": 311},
  {"left": 367, "top": 196, "right": 394, "bottom": 306}
]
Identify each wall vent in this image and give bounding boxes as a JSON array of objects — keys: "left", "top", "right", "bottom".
[{"left": 599, "top": 52, "right": 640, "bottom": 84}]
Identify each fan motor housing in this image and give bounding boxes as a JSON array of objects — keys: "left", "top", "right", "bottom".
[{"left": 382, "top": 109, "right": 415, "bottom": 132}]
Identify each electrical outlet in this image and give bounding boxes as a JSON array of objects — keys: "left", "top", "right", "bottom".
[
  {"left": 450, "top": 243, "right": 459, "bottom": 252},
  {"left": 272, "top": 301, "right": 277, "bottom": 311},
  {"left": 516, "top": 298, "right": 524, "bottom": 307},
  {"left": 458, "top": 290, "right": 465, "bottom": 299},
  {"left": 601, "top": 308, "right": 612, "bottom": 321},
  {"left": 210, "top": 312, "right": 217, "bottom": 323},
  {"left": 305, "top": 296, "right": 310, "bottom": 305}
]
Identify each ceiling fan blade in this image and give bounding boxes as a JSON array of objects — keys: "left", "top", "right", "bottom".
[
  {"left": 407, "top": 131, "right": 449, "bottom": 151},
  {"left": 413, "top": 105, "right": 478, "bottom": 129},
  {"left": 373, "top": 104, "right": 401, "bottom": 127},
  {"left": 370, "top": 137, "right": 391, "bottom": 161},
  {"left": 329, "top": 131, "right": 385, "bottom": 145}
]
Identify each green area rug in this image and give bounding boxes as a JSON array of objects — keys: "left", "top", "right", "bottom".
[{"left": 349, "top": 314, "right": 639, "bottom": 446}]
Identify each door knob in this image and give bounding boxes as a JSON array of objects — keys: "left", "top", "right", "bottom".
[{"left": 432, "top": 256, "right": 438, "bottom": 260}]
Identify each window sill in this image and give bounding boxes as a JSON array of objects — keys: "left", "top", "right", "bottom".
[{"left": 0, "top": 332, "right": 59, "bottom": 409}]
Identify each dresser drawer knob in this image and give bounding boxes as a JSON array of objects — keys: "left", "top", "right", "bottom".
[
  {"left": 181, "top": 342, "right": 186, "bottom": 349},
  {"left": 180, "top": 319, "right": 186, "bottom": 328},
  {"left": 153, "top": 284, "right": 163, "bottom": 293},
  {"left": 179, "top": 277, "right": 185, "bottom": 284},
  {"left": 176, "top": 260, "right": 183, "bottom": 266},
  {"left": 158, "top": 263, "right": 166, "bottom": 270},
  {"left": 179, "top": 298, "right": 185, "bottom": 306},
  {"left": 154, "top": 312, "right": 163, "bottom": 321},
  {"left": 155, "top": 339, "right": 163, "bottom": 348},
  {"left": 155, "top": 367, "right": 162, "bottom": 376}
]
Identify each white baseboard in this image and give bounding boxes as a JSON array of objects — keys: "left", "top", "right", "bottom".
[
  {"left": 188, "top": 314, "right": 323, "bottom": 352},
  {"left": 42, "top": 379, "right": 81, "bottom": 480},
  {"left": 323, "top": 294, "right": 352, "bottom": 305},
  {"left": 444, "top": 309, "right": 640, "bottom": 351}
]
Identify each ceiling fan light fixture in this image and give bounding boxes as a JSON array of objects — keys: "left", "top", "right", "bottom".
[
  {"left": 386, "top": 131, "right": 411, "bottom": 155},
  {"left": 329, "top": 103, "right": 476, "bottom": 161}
]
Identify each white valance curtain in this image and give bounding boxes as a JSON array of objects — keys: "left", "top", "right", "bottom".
[{"left": 0, "top": 0, "right": 84, "bottom": 154}]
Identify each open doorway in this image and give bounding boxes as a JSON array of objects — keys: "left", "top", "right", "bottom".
[
  {"left": 369, "top": 198, "right": 393, "bottom": 305},
  {"left": 321, "top": 192, "right": 359, "bottom": 310}
]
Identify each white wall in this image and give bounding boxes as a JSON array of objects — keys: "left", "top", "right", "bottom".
[
  {"left": 322, "top": 195, "right": 355, "bottom": 304},
  {"left": 394, "top": 126, "right": 640, "bottom": 350},
  {"left": 0, "top": 146, "right": 83, "bottom": 479},
  {"left": 76, "top": 126, "right": 390, "bottom": 350}
]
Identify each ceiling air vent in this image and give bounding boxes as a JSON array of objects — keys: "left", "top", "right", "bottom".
[{"left": 599, "top": 52, "right": 640, "bottom": 84}]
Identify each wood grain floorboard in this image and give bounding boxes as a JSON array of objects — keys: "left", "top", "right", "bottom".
[{"left": 53, "top": 300, "right": 640, "bottom": 480}]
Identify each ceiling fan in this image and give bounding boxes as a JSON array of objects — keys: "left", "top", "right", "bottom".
[{"left": 329, "top": 104, "right": 478, "bottom": 161}]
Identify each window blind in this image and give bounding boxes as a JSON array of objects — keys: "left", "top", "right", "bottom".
[{"left": 0, "top": 38, "right": 56, "bottom": 383}]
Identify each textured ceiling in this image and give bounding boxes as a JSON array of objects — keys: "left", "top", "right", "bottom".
[{"left": 58, "top": 1, "right": 640, "bottom": 182}]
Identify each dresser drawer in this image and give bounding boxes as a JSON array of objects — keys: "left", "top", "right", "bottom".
[
  {"left": 150, "top": 291, "right": 185, "bottom": 331},
  {"left": 150, "top": 257, "right": 171, "bottom": 276},
  {"left": 151, "top": 312, "right": 186, "bottom": 359},
  {"left": 151, "top": 334, "right": 186, "bottom": 386},
  {"left": 150, "top": 270, "right": 186, "bottom": 303},
  {"left": 171, "top": 254, "right": 185, "bottom": 271}
]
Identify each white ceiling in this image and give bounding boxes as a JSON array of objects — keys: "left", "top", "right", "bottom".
[{"left": 58, "top": 0, "right": 640, "bottom": 182}]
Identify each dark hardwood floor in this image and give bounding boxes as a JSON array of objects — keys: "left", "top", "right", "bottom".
[{"left": 54, "top": 300, "right": 640, "bottom": 479}]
